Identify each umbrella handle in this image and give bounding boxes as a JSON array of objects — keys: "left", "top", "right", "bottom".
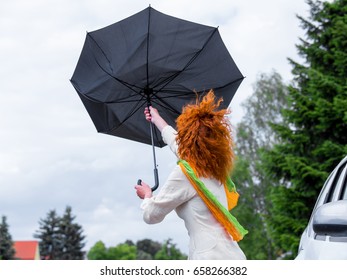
[
  {"left": 137, "top": 168, "right": 159, "bottom": 192},
  {"left": 152, "top": 168, "right": 159, "bottom": 191}
]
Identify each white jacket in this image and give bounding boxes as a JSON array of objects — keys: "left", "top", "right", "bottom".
[{"left": 141, "top": 125, "right": 246, "bottom": 260}]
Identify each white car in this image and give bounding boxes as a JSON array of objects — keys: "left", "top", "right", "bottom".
[{"left": 296, "top": 155, "right": 347, "bottom": 260}]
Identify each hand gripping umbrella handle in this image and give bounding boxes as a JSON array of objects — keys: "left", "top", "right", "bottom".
[
  {"left": 136, "top": 102, "right": 159, "bottom": 191},
  {"left": 137, "top": 167, "right": 159, "bottom": 192}
]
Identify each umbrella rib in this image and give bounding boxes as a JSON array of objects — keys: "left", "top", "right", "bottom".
[
  {"left": 109, "top": 97, "right": 146, "bottom": 134},
  {"left": 87, "top": 33, "right": 144, "bottom": 95},
  {"left": 150, "top": 91, "right": 193, "bottom": 115},
  {"left": 153, "top": 28, "right": 219, "bottom": 92},
  {"left": 86, "top": 32, "right": 112, "bottom": 67},
  {"left": 151, "top": 98, "right": 181, "bottom": 114},
  {"left": 213, "top": 76, "right": 245, "bottom": 91},
  {"left": 146, "top": 6, "right": 151, "bottom": 88},
  {"left": 103, "top": 94, "right": 142, "bottom": 104},
  {"left": 149, "top": 75, "right": 244, "bottom": 113},
  {"left": 102, "top": 90, "right": 192, "bottom": 105}
]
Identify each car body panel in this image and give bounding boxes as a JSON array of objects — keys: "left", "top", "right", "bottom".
[{"left": 295, "top": 155, "right": 347, "bottom": 260}]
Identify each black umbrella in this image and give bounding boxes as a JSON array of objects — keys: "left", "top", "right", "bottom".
[{"left": 70, "top": 6, "right": 244, "bottom": 191}]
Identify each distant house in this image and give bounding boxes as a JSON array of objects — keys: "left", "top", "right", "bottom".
[{"left": 14, "top": 241, "right": 40, "bottom": 260}]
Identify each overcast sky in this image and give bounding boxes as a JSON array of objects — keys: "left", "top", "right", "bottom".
[{"left": 0, "top": 0, "right": 310, "bottom": 255}]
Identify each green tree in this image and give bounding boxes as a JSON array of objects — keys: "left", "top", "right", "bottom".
[
  {"left": 0, "top": 216, "right": 15, "bottom": 260},
  {"left": 154, "top": 239, "right": 187, "bottom": 260},
  {"left": 264, "top": 0, "right": 347, "bottom": 258},
  {"left": 59, "top": 206, "right": 86, "bottom": 259},
  {"left": 88, "top": 238, "right": 186, "bottom": 260},
  {"left": 232, "top": 71, "right": 289, "bottom": 259},
  {"left": 136, "top": 238, "right": 161, "bottom": 260},
  {"left": 107, "top": 243, "right": 136, "bottom": 260},
  {"left": 87, "top": 241, "right": 108, "bottom": 260},
  {"left": 87, "top": 241, "right": 136, "bottom": 260},
  {"left": 34, "top": 210, "right": 61, "bottom": 260}
]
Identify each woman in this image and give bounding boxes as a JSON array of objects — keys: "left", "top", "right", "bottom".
[{"left": 135, "top": 90, "right": 247, "bottom": 260}]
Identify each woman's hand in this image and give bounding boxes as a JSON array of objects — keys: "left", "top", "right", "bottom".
[
  {"left": 135, "top": 181, "right": 152, "bottom": 199},
  {"left": 144, "top": 106, "right": 168, "bottom": 132},
  {"left": 144, "top": 106, "right": 151, "bottom": 122}
]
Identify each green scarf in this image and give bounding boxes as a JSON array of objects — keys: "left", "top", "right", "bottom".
[{"left": 178, "top": 159, "right": 248, "bottom": 242}]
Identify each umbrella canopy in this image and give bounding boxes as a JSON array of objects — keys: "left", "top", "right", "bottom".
[{"left": 70, "top": 6, "right": 244, "bottom": 148}]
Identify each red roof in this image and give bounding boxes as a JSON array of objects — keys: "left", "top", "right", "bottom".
[{"left": 14, "top": 241, "right": 40, "bottom": 260}]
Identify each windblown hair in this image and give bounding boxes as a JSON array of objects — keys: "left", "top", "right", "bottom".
[{"left": 176, "top": 90, "right": 235, "bottom": 185}]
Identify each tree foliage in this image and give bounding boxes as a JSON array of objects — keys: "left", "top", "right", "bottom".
[
  {"left": 33, "top": 209, "right": 61, "bottom": 260},
  {"left": 87, "top": 241, "right": 136, "bottom": 260},
  {"left": 87, "top": 238, "right": 187, "bottom": 260},
  {"left": 59, "top": 206, "right": 86, "bottom": 259},
  {"left": 34, "top": 206, "right": 86, "bottom": 260},
  {"left": 263, "top": 0, "right": 347, "bottom": 258},
  {"left": 232, "top": 71, "right": 289, "bottom": 259},
  {"left": 87, "top": 240, "right": 108, "bottom": 260},
  {"left": 108, "top": 243, "right": 137, "bottom": 260},
  {"left": 0, "top": 216, "right": 15, "bottom": 260},
  {"left": 154, "top": 238, "right": 187, "bottom": 260},
  {"left": 136, "top": 238, "right": 161, "bottom": 259}
]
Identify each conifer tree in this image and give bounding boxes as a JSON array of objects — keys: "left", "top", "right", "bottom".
[
  {"left": 34, "top": 210, "right": 61, "bottom": 260},
  {"left": 34, "top": 206, "right": 85, "bottom": 259},
  {"left": 59, "top": 206, "right": 86, "bottom": 260},
  {"left": 0, "top": 216, "right": 15, "bottom": 260},
  {"left": 264, "top": 0, "right": 347, "bottom": 258}
]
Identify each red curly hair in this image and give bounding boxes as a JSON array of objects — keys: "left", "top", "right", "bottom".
[{"left": 176, "top": 90, "right": 235, "bottom": 185}]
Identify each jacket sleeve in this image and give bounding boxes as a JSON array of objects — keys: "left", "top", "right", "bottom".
[
  {"left": 140, "top": 165, "right": 196, "bottom": 224},
  {"left": 161, "top": 125, "right": 178, "bottom": 157}
]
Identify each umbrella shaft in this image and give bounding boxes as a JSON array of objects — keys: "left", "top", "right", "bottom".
[
  {"left": 149, "top": 121, "right": 159, "bottom": 191},
  {"left": 149, "top": 121, "right": 157, "bottom": 168}
]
